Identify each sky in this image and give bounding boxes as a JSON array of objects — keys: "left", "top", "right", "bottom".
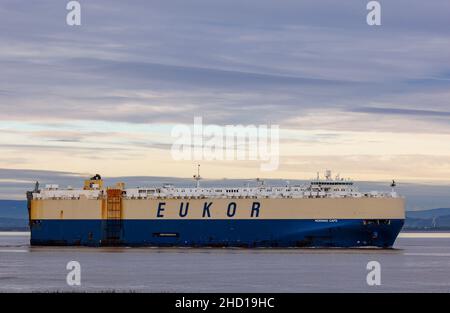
[{"left": 1, "top": 0, "right": 450, "bottom": 195}]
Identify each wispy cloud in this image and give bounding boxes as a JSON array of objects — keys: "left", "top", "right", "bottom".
[
  {"left": 0, "top": 0, "right": 450, "bottom": 182},
  {"left": 350, "top": 107, "right": 450, "bottom": 117}
]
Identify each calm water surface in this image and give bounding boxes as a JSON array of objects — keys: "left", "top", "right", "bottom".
[{"left": 0, "top": 232, "right": 449, "bottom": 292}]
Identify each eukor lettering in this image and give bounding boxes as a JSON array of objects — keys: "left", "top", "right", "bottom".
[
  {"left": 157, "top": 202, "right": 166, "bottom": 218},
  {"left": 154, "top": 201, "right": 261, "bottom": 218},
  {"left": 202, "top": 202, "right": 212, "bottom": 218},
  {"left": 227, "top": 202, "right": 237, "bottom": 217},
  {"left": 251, "top": 202, "right": 260, "bottom": 217},
  {"left": 179, "top": 202, "right": 189, "bottom": 217}
]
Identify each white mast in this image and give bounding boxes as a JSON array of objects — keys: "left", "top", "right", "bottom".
[
  {"left": 391, "top": 180, "right": 396, "bottom": 196},
  {"left": 193, "top": 164, "right": 202, "bottom": 188}
]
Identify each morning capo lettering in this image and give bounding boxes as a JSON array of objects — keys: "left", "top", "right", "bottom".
[{"left": 155, "top": 201, "right": 261, "bottom": 218}]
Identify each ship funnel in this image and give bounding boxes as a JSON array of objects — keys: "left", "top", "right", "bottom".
[{"left": 84, "top": 174, "right": 104, "bottom": 190}]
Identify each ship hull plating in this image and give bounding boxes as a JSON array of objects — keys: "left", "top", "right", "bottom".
[{"left": 30, "top": 219, "right": 404, "bottom": 248}]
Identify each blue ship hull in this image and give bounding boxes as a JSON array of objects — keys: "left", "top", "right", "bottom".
[{"left": 30, "top": 219, "right": 404, "bottom": 248}]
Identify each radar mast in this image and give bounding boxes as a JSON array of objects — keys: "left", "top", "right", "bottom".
[{"left": 193, "top": 164, "right": 202, "bottom": 188}]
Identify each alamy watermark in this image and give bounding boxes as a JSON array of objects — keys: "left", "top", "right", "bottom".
[
  {"left": 171, "top": 117, "right": 279, "bottom": 171},
  {"left": 366, "top": 1, "right": 381, "bottom": 26},
  {"left": 66, "top": 1, "right": 81, "bottom": 26},
  {"left": 65, "top": 1, "right": 380, "bottom": 27},
  {"left": 366, "top": 261, "right": 381, "bottom": 286},
  {"left": 66, "top": 260, "right": 81, "bottom": 286}
]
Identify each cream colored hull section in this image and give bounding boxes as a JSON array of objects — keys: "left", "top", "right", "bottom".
[{"left": 31, "top": 197, "right": 405, "bottom": 220}]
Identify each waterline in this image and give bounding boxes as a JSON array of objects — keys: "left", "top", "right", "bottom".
[
  {"left": 2, "top": 231, "right": 450, "bottom": 238},
  {"left": 398, "top": 232, "right": 450, "bottom": 238},
  {"left": 0, "top": 231, "right": 30, "bottom": 236}
]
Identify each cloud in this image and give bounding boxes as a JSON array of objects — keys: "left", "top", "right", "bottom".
[
  {"left": 349, "top": 107, "right": 450, "bottom": 117},
  {"left": 0, "top": 0, "right": 449, "bottom": 127},
  {"left": 0, "top": 0, "right": 450, "bottom": 183}
]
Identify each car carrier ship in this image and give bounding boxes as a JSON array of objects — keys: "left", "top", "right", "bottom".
[{"left": 26, "top": 169, "right": 405, "bottom": 248}]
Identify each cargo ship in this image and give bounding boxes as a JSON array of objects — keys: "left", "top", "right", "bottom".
[{"left": 26, "top": 169, "right": 405, "bottom": 248}]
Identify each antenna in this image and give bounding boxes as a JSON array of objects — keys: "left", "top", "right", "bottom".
[
  {"left": 432, "top": 216, "right": 437, "bottom": 228},
  {"left": 256, "top": 178, "right": 265, "bottom": 187},
  {"left": 34, "top": 181, "right": 40, "bottom": 192},
  {"left": 391, "top": 180, "right": 396, "bottom": 194},
  {"left": 193, "top": 164, "right": 202, "bottom": 188}
]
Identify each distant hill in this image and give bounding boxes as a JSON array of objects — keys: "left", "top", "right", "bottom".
[
  {"left": 0, "top": 217, "right": 28, "bottom": 231},
  {"left": 0, "top": 200, "right": 28, "bottom": 230},
  {"left": 0, "top": 199, "right": 449, "bottom": 231},
  {"left": 0, "top": 200, "right": 27, "bottom": 218},
  {"left": 406, "top": 208, "right": 450, "bottom": 219},
  {"left": 405, "top": 208, "right": 450, "bottom": 230}
]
